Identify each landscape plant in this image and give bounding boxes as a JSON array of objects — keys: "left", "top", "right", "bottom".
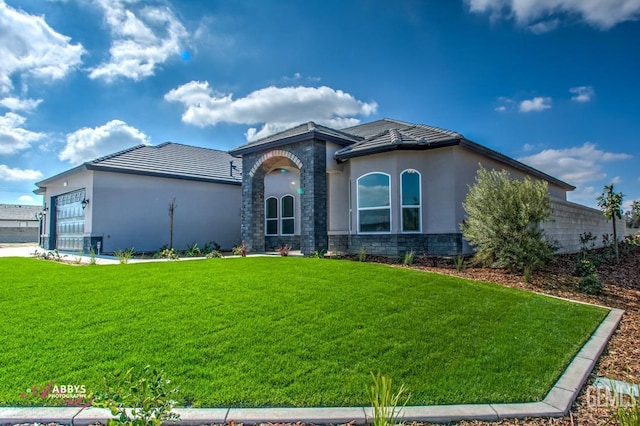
[
  {"left": 610, "top": 385, "right": 639, "bottom": 426},
  {"left": 462, "top": 167, "right": 554, "bottom": 279},
  {"left": 358, "top": 246, "right": 367, "bottom": 262},
  {"left": 89, "top": 247, "right": 97, "bottom": 265},
  {"left": 160, "top": 248, "right": 180, "bottom": 260},
  {"left": 369, "top": 372, "right": 411, "bottom": 426},
  {"left": 277, "top": 245, "right": 291, "bottom": 256},
  {"left": 94, "top": 365, "right": 180, "bottom": 426},
  {"left": 184, "top": 243, "right": 202, "bottom": 258},
  {"left": 453, "top": 255, "right": 465, "bottom": 272},
  {"left": 625, "top": 200, "right": 640, "bottom": 229},
  {"left": 205, "top": 250, "right": 222, "bottom": 258},
  {"left": 597, "top": 184, "right": 624, "bottom": 263},
  {"left": 402, "top": 250, "right": 415, "bottom": 266},
  {"left": 114, "top": 248, "right": 135, "bottom": 264},
  {"left": 232, "top": 240, "right": 247, "bottom": 257}
]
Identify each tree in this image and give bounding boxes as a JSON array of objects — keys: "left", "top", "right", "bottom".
[
  {"left": 596, "top": 184, "right": 624, "bottom": 263},
  {"left": 462, "top": 167, "right": 554, "bottom": 280},
  {"left": 625, "top": 200, "right": 640, "bottom": 229}
]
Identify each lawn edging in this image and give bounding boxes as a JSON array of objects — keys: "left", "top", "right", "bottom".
[{"left": 0, "top": 308, "right": 623, "bottom": 425}]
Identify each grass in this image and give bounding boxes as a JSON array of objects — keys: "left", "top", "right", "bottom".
[{"left": 0, "top": 257, "right": 607, "bottom": 408}]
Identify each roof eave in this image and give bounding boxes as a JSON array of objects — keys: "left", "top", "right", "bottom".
[
  {"left": 34, "top": 163, "right": 89, "bottom": 188},
  {"left": 230, "top": 130, "right": 357, "bottom": 157},
  {"left": 459, "top": 139, "right": 576, "bottom": 191},
  {"left": 86, "top": 164, "right": 242, "bottom": 186},
  {"left": 335, "top": 139, "right": 461, "bottom": 161}
]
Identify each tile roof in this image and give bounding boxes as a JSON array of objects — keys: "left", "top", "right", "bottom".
[
  {"left": 87, "top": 142, "right": 242, "bottom": 184},
  {"left": 0, "top": 204, "right": 41, "bottom": 221},
  {"left": 335, "top": 121, "right": 463, "bottom": 160},
  {"left": 36, "top": 143, "right": 242, "bottom": 188},
  {"left": 229, "top": 122, "right": 362, "bottom": 156}
]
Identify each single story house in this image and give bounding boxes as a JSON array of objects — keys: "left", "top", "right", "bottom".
[
  {"left": 35, "top": 142, "right": 242, "bottom": 254},
  {"left": 0, "top": 204, "right": 41, "bottom": 243},
  {"left": 229, "top": 118, "right": 625, "bottom": 256}
]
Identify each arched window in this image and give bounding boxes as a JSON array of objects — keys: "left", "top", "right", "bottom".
[
  {"left": 281, "top": 195, "right": 295, "bottom": 235},
  {"left": 357, "top": 172, "right": 391, "bottom": 233},
  {"left": 265, "top": 197, "right": 278, "bottom": 235},
  {"left": 401, "top": 169, "right": 421, "bottom": 232}
]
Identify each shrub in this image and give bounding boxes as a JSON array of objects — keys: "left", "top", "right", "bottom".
[
  {"left": 232, "top": 240, "right": 247, "bottom": 257},
  {"left": 184, "top": 243, "right": 202, "bottom": 258},
  {"left": 577, "top": 273, "right": 604, "bottom": 295},
  {"left": 203, "top": 241, "right": 221, "bottom": 253},
  {"left": 358, "top": 247, "right": 367, "bottom": 262},
  {"left": 277, "top": 245, "right": 291, "bottom": 257},
  {"left": 402, "top": 250, "right": 415, "bottom": 266},
  {"left": 462, "top": 167, "right": 554, "bottom": 275},
  {"left": 206, "top": 250, "right": 222, "bottom": 258},
  {"left": 453, "top": 255, "right": 465, "bottom": 272},
  {"left": 93, "top": 365, "right": 180, "bottom": 426},
  {"left": 160, "top": 248, "right": 179, "bottom": 260},
  {"left": 312, "top": 250, "right": 325, "bottom": 259},
  {"left": 114, "top": 248, "right": 135, "bottom": 264},
  {"left": 575, "top": 258, "right": 597, "bottom": 277},
  {"left": 369, "top": 372, "right": 410, "bottom": 426}
]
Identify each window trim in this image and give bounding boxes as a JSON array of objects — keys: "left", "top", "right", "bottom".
[
  {"left": 400, "top": 169, "right": 422, "bottom": 233},
  {"left": 265, "top": 196, "right": 278, "bottom": 236},
  {"left": 280, "top": 194, "right": 295, "bottom": 236},
  {"left": 356, "top": 172, "right": 392, "bottom": 234}
]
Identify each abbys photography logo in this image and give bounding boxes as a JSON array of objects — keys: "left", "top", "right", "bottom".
[{"left": 20, "top": 381, "right": 92, "bottom": 407}]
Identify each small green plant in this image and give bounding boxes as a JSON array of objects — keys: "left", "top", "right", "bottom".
[
  {"left": 160, "top": 248, "right": 179, "bottom": 260},
  {"left": 402, "top": 250, "right": 415, "bottom": 266},
  {"left": 312, "top": 250, "right": 325, "bottom": 259},
  {"left": 575, "top": 258, "right": 597, "bottom": 277},
  {"left": 369, "top": 372, "right": 411, "bottom": 426},
  {"left": 89, "top": 247, "right": 97, "bottom": 265},
  {"left": 232, "top": 240, "right": 247, "bottom": 257},
  {"left": 94, "top": 365, "right": 180, "bottom": 426},
  {"left": 184, "top": 242, "right": 202, "bottom": 258},
  {"left": 206, "top": 250, "right": 222, "bottom": 258},
  {"left": 454, "top": 255, "right": 465, "bottom": 272},
  {"left": 203, "top": 241, "right": 221, "bottom": 253},
  {"left": 277, "top": 245, "right": 291, "bottom": 257},
  {"left": 74, "top": 250, "right": 83, "bottom": 265},
  {"left": 358, "top": 247, "right": 367, "bottom": 262},
  {"left": 610, "top": 386, "right": 639, "bottom": 426},
  {"left": 114, "top": 248, "right": 135, "bottom": 264},
  {"left": 578, "top": 273, "right": 604, "bottom": 295}
]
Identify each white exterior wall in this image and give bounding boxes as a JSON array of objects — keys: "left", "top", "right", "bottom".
[
  {"left": 91, "top": 171, "right": 241, "bottom": 253},
  {"left": 542, "top": 199, "right": 627, "bottom": 254},
  {"left": 347, "top": 149, "right": 459, "bottom": 234}
]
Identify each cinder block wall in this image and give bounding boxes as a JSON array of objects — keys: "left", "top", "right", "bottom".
[
  {"left": 542, "top": 199, "right": 627, "bottom": 254},
  {"left": 0, "top": 227, "right": 38, "bottom": 243}
]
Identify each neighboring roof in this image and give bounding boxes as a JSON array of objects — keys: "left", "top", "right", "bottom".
[
  {"left": 0, "top": 204, "right": 41, "bottom": 221},
  {"left": 229, "top": 122, "right": 362, "bottom": 156},
  {"left": 36, "top": 143, "right": 242, "bottom": 188}
]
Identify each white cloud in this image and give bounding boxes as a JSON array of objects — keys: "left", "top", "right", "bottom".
[
  {"left": 18, "top": 194, "right": 35, "bottom": 202},
  {"left": 89, "top": 0, "right": 188, "bottom": 82},
  {"left": 467, "top": 0, "right": 640, "bottom": 30},
  {"left": 518, "top": 143, "right": 632, "bottom": 203},
  {"left": 0, "top": 0, "right": 84, "bottom": 94},
  {"left": 165, "top": 82, "right": 378, "bottom": 141},
  {"left": 0, "top": 97, "right": 42, "bottom": 112},
  {"left": 59, "top": 119, "right": 151, "bottom": 164},
  {"left": 0, "top": 112, "right": 45, "bottom": 154},
  {"left": 610, "top": 176, "right": 622, "bottom": 184},
  {"left": 0, "top": 164, "right": 43, "bottom": 181},
  {"left": 570, "top": 86, "right": 595, "bottom": 102},
  {"left": 519, "top": 97, "right": 552, "bottom": 112},
  {"left": 529, "top": 19, "right": 560, "bottom": 33},
  {"left": 495, "top": 105, "right": 507, "bottom": 112}
]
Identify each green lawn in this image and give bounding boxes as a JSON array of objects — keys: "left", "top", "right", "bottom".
[{"left": 0, "top": 257, "right": 607, "bottom": 407}]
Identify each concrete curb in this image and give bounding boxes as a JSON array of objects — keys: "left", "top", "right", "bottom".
[{"left": 0, "top": 309, "right": 623, "bottom": 425}]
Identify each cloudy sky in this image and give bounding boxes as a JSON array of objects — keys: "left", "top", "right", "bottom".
[{"left": 1, "top": 0, "right": 639, "bottom": 209}]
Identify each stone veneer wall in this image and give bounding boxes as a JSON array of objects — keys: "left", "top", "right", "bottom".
[
  {"left": 542, "top": 198, "right": 627, "bottom": 254},
  {"left": 328, "top": 233, "right": 464, "bottom": 256},
  {"left": 241, "top": 139, "right": 327, "bottom": 255},
  {"left": 265, "top": 235, "right": 301, "bottom": 251}
]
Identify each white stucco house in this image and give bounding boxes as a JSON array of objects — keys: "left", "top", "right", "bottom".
[
  {"left": 0, "top": 204, "right": 41, "bottom": 243},
  {"left": 229, "top": 118, "right": 624, "bottom": 255},
  {"left": 35, "top": 143, "right": 242, "bottom": 254},
  {"left": 35, "top": 118, "right": 622, "bottom": 256}
]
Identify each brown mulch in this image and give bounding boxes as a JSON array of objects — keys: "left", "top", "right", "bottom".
[{"left": 405, "top": 245, "right": 640, "bottom": 426}]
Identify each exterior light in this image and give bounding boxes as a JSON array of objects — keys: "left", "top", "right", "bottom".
[
  {"left": 280, "top": 169, "right": 287, "bottom": 173},
  {"left": 81, "top": 198, "right": 90, "bottom": 209},
  {"left": 297, "top": 187, "right": 304, "bottom": 195}
]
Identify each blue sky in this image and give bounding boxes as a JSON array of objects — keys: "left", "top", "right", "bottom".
[{"left": 1, "top": 0, "right": 639, "bottom": 210}]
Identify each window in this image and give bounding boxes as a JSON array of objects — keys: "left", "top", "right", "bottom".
[
  {"left": 357, "top": 172, "right": 391, "bottom": 233},
  {"left": 281, "top": 195, "right": 295, "bottom": 235},
  {"left": 401, "top": 169, "right": 421, "bottom": 232},
  {"left": 265, "top": 197, "right": 278, "bottom": 235}
]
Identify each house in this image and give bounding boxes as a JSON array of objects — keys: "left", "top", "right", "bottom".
[
  {"left": 0, "top": 204, "right": 41, "bottom": 243},
  {"left": 35, "top": 142, "right": 242, "bottom": 254},
  {"left": 229, "top": 118, "right": 624, "bottom": 256}
]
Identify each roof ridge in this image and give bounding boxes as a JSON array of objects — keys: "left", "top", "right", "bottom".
[
  {"left": 155, "top": 141, "right": 231, "bottom": 154},
  {"left": 90, "top": 144, "right": 147, "bottom": 164},
  {"left": 413, "top": 123, "right": 463, "bottom": 138}
]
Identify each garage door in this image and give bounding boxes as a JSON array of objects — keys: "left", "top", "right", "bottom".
[{"left": 55, "top": 189, "right": 86, "bottom": 251}]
